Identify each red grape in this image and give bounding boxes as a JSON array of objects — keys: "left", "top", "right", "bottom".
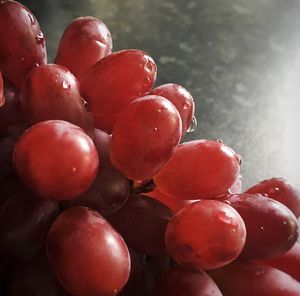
[
  {"left": 107, "top": 194, "right": 173, "bottom": 256},
  {"left": 165, "top": 200, "right": 246, "bottom": 270},
  {"left": 55, "top": 16, "right": 112, "bottom": 79},
  {"left": 151, "top": 83, "right": 195, "bottom": 136},
  {"left": 0, "top": 188, "right": 58, "bottom": 272},
  {"left": 0, "top": 0, "right": 47, "bottom": 89},
  {"left": 209, "top": 261, "right": 300, "bottom": 296},
  {"left": 257, "top": 242, "right": 300, "bottom": 282},
  {"left": 13, "top": 120, "right": 99, "bottom": 200},
  {"left": 223, "top": 193, "right": 299, "bottom": 260},
  {"left": 21, "top": 64, "right": 94, "bottom": 137},
  {"left": 154, "top": 140, "right": 241, "bottom": 199},
  {"left": 80, "top": 49, "right": 157, "bottom": 132},
  {"left": 245, "top": 178, "right": 300, "bottom": 217},
  {"left": 8, "top": 251, "right": 69, "bottom": 296},
  {"left": 0, "top": 80, "right": 25, "bottom": 133},
  {"left": 47, "top": 207, "right": 130, "bottom": 296},
  {"left": 0, "top": 71, "right": 4, "bottom": 107},
  {"left": 145, "top": 188, "right": 195, "bottom": 213},
  {"left": 155, "top": 266, "right": 222, "bottom": 296},
  {"left": 110, "top": 95, "right": 182, "bottom": 180}
]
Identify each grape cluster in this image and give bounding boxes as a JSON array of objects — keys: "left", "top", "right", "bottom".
[{"left": 0, "top": 1, "right": 300, "bottom": 295}]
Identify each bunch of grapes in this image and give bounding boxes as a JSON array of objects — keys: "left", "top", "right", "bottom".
[{"left": 0, "top": 1, "right": 300, "bottom": 295}]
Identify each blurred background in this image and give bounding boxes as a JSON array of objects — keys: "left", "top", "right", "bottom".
[{"left": 20, "top": 0, "right": 300, "bottom": 189}]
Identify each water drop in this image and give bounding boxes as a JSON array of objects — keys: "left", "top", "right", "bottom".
[
  {"left": 35, "top": 31, "right": 44, "bottom": 44},
  {"left": 144, "top": 57, "right": 154, "bottom": 73},
  {"left": 62, "top": 80, "right": 70, "bottom": 89},
  {"left": 288, "top": 235, "right": 294, "bottom": 240},
  {"left": 223, "top": 200, "right": 231, "bottom": 205},
  {"left": 217, "top": 139, "right": 223, "bottom": 143},
  {"left": 35, "top": 63, "right": 40, "bottom": 67},
  {"left": 255, "top": 270, "right": 265, "bottom": 276},
  {"left": 187, "top": 116, "right": 197, "bottom": 133},
  {"left": 260, "top": 226, "right": 264, "bottom": 231},
  {"left": 183, "top": 102, "right": 189, "bottom": 110},
  {"left": 153, "top": 127, "right": 158, "bottom": 133},
  {"left": 283, "top": 221, "right": 287, "bottom": 225},
  {"left": 144, "top": 77, "right": 151, "bottom": 86},
  {"left": 236, "top": 154, "right": 242, "bottom": 166},
  {"left": 28, "top": 13, "right": 35, "bottom": 25},
  {"left": 218, "top": 212, "right": 232, "bottom": 224},
  {"left": 20, "top": 57, "right": 25, "bottom": 61}
]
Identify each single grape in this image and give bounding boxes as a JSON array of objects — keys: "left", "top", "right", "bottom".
[
  {"left": 145, "top": 188, "right": 195, "bottom": 213},
  {"left": 154, "top": 140, "right": 241, "bottom": 199},
  {"left": 55, "top": 16, "right": 112, "bottom": 79},
  {"left": 0, "top": 0, "right": 47, "bottom": 89},
  {"left": 0, "top": 80, "right": 25, "bottom": 133},
  {"left": 165, "top": 200, "right": 246, "bottom": 270},
  {"left": 208, "top": 261, "right": 300, "bottom": 296},
  {"left": 110, "top": 95, "right": 182, "bottom": 181},
  {"left": 0, "top": 71, "right": 4, "bottom": 107},
  {"left": 80, "top": 49, "right": 157, "bottom": 132},
  {"left": 155, "top": 266, "right": 222, "bottom": 296},
  {"left": 8, "top": 251, "right": 69, "bottom": 296},
  {"left": 13, "top": 120, "right": 99, "bottom": 200},
  {"left": 245, "top": 178, "right": 300, "bottom": 217},
  {"left": 107, "top": 194, "right": 173, "bottom": 256},
  {"left": 257, "top": 242, "right": 300, "bottom": 281},
  {"left": 21, "top": 64, "right": 94, "bottom": 137},
  {"left": 151, "top": 83, "right": 195, "bottom": 136},
  {"left": 47, "top": 207, "right": 131, "bottom": 296},
  {"left": 0, "top": 188, "right": 58, "bottom": 273},
  {"left": 223, "top": 193, "right": 299, "bottom": 260}
]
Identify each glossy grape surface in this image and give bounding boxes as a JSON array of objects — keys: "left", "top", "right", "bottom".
[
  {"left": 258, "top": 242, "right": 300, "bottom": 282},
  {"left": 0, "top": 189, "right": 58, "bottom": 272},
  {"left": 245, "top": 178, "right": 300, "bottom": 217},
  {"left": 145, "top": 188, "right": 195, "bottom": 213},
  {"left": 110, "top": 95, "right": 182, "bottom": 180},
  {"left": 151, "top": 83, "right": 194, "bottom": 136},
  {"left": 13, "top": 120, "right": 99, "bottom": 200},
  {"left": 209, "top": 261, "right": 300, "bottom": 296},
  {"left": 154, "top": 140, "right": 241, "bottom": 199},
  {"left": 155, "top": 266, "right": 222, "bottom": 296},
  {"left": 22, "top": 64, "right": 94, "bottom": 136},
  {"left": 8, "top": 251, "right": 69, "bottom": 296},
  {"left": 0, "top": 71, "right": 4, "bottom": 107},
  {"left": 0, "top": 0, "right": 47, "bottom": 89},
  {"left": 55, "top": 16, "right": 112, "bottom": 79},
  {"left": 108, "top": 194, "right": 173, "bottom": 256},
  {"left": 224, "top": 193, "right": 299, "bottom": 260},
  {"left": 165, "top": 200, "right": 246, "bottom": 270},
  {"left": 80, "top": 49, "right": 157, "bottom": 132},
  {"left": 47, "top": 207, "right": 131, "bottom": 296}
]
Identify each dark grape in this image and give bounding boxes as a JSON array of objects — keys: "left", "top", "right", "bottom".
[
  {"left": 224, "top": 193, "right": 299, "bottom": 260},
  {"left": 0, "top": 0, "right": 47, "bottom": 89},
  {"left": 0, "top": 81, "right": 25, "bottom": 133},
  {"left": 110, "top": 95, "right": 182, "bottom": 180},
  {"left": 0, "top": 189, "right": 58, "bottom": 272},
  {"left": 80, "top": 49, "right": 157, "bottom": 133},
  {"left": 155, "top": 266, "right": 222, "bottom": 296},
  {"left": 245, "top": 178, "right": 300, "bottom": 217},
  {"left": 8, "top": 251, "right": 69, "bottom": 296},
  {"left": 21, "top": 64, "right": 94, "bottom": 137},
  {"left": 47, "top": 207, "right": 131, "bottom": 296},
  {"left": 0, "top": 71, "right": 4, "bottom": 107},
  {"left": 55, "top": 16, "right": 112, "bottom": 79},
  {"left": 151, "top": 83, "right": 194, "bottom": 136},
  {"left": 154, "top": 140, "right": 241, "bottom": 199},
  {"left": 107, "top": 194, "right": 173, "bottom": 256},
  {"left": 165, "top": 200, "right": 246, "bottom": 270},
  {"left": 257, "top": 242, "right": 300, "bottom": 282},
  {"left": 209, "top": 261, "right": 300, "bottom": 296},
  {"left": 13, "top": 120, "right": 99, "bottom": 200}
]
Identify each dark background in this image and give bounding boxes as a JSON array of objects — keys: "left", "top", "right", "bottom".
[{"left": 19, "top": 0, "right": 300, "bottom": 189}]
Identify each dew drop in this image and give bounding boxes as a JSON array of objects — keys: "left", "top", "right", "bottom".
[
  {"left": 218, "top": 212, "right": 233, "bottom": 224},
  {"left": 187, "top": 116, "right": 197, "bottom": 133},
  {"left": 35, "top": 63, "right": 40, "bottom": 67},
  {"left": 144, "top": 57, "right": 154, "bottom": 73},
  {"left": 283, "top": 221, "right": 287, "bottom": 225},
  {"left": 20, "top": 57, "right": 25, "bottom": 61},
  {"left": 35, "top": 31, "right": 44, "bottom": 44},
  {"left": 217, "top": 139, "right": 223, "bottom": 143},
  {"left": 183, "top": 102, "right": 189, "bottom": 110},
  {"left": 260, "top": 226, "right": 265, "bottom": 231},
  {"left": 288, "top": 235, "right": 294, "bottom": 241},
  {"left": 153, "top": 127, "right": 158, "bottom": 133},
  {"left": 236, "top": 154, "right": 242, "bottom": 166},
  {"left": 62, "top": 80, "right": 70, "bottom": 89},
  {"left": 223, "top": 200, "right": 231, "bottom": 205},
  {"left": 144, "top": 77, "right": 151, "bottom": 86}
]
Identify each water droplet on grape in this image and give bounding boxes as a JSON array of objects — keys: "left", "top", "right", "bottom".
[
  {"left": 288, "top": 234, "right": 294, "bottom": 240},
  {"left": 28, "top": 13, "right": 35, "bottom": 25},
  {"left": 218, "top": 212, "right": 233, "bottom": 224},
  {"left": 72, "top": 167, "right": 77, "bottom": 173},
  {"left": 260, "top": 226, "right": 265, "bottom": 231},
  {"left": 236, "top": 154, "right": 242, "bottom": 166},
  {"left": 183, "top": 102, "right": 189, "bottom": 110},
  {"left": 187, "top": 116, "right": 197, "bottom": 133},
  {"left": 223, "top": 200, "right": 231, "bottom": 205},
  {"left": 144, "top": 57, "right": 154, "bottom": 73},
  {"left": 62, "top": 80, "right": 70, "bottom": 89},
  {"left": 255, "top": 270, "right": 265, "bottom": 276},
  {"left": 153, "top": 127, "right": 158, "bottom": 133},
  {"left": 283, "top": 221, "right": 287, "bottom": 225},
  {"left": 35, "top": 31, "right": 44, "bottom": 44},
  {"left": 20, "top": 57, "right": 25, "bottom": 61},
  {"left": 35, "top": 63, "right": 40, "bottom": 67},
  {"left": 217, "top": 139, "right": 223, "bottom": 143}
]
